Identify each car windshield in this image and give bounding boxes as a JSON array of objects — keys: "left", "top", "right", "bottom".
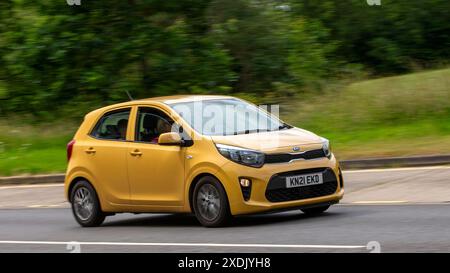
[{"left": 168, "top": 98, "right": 290, "bottom": 136}]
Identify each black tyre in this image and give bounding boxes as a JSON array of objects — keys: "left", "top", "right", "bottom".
[
  {"left": 70, "top": 180, "right": 106, "bottom": 227},
  {"left": 192, "top": 176, "right": 231, "bottom": 227},
  {"left": 301, "top": 205, "right": 330, "bottom": 215}
]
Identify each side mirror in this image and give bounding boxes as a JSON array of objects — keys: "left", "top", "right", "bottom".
[{"left": 158, "top": 132, "right": 183, "bottom": 146}]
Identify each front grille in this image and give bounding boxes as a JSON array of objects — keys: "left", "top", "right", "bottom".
[
  {"left": 265, "top": 168, "right": 338, "bottom": 202},
  {"left": 265, "top": 149, "right": 326, "bottom": 164}
]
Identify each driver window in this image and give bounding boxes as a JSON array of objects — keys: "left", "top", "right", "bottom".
[{"left": 135, "top": 107, "right": 175, "bottom": 143}]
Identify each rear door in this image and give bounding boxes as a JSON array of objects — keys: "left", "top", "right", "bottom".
[{"left": 78, "top": 107, "right": 132, "bottom": 205}]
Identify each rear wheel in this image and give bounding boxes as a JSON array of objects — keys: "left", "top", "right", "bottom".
[
  {"left": 301, "top": 205, "right": 330, "bottom": 215},
  {"left": 70, "top": 180, "right": 105, "bottom": 227},
  {"left": 193, "top": 176, "right": 231, "bottom": 227}
]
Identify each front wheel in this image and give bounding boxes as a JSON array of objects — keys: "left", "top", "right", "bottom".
[
  {"left": 301, "top": 205, "right": 330, "bottom": 215},
  {"left": 193, "top": 176, "right": 231, "bottom": 227},
  {"left": 70, "top": 180, "right": 105, "bottom": 227}
]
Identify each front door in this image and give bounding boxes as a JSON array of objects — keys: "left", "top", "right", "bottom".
[{"left": 127, "top": 106, "right": 185, "bottom": 206}]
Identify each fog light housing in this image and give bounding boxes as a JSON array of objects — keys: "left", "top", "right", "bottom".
[
  {"left": 239, "top": 178, "right": 252, "bottom": 201},
  {"left": 338, "top": 168, "right": 344, "bottom": 189},
  {"left": 240, "top": 178, "right": 251, "bottom": 187}
]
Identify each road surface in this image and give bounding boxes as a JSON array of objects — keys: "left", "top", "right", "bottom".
[{"left": 0, "top": 166, "right": 449, "bottom": 252}]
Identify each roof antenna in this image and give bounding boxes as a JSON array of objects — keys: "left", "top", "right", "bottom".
[{"left": 125, "top": 90, "right": 134, "bottom": 101}]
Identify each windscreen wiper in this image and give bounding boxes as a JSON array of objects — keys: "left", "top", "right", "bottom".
[
  {"left": 278, "top": 124, "right": 292, "bottom": 130},
  {"left": 232, "top": 128, "right": 271, "bottom": 135}
]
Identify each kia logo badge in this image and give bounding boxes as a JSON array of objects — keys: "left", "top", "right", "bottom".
[{"left": 292, "top": 146, "right": 300, "bottom": 152}]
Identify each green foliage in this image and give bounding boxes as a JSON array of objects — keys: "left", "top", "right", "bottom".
[
  {"left": 286, "top": 18, "right": 335, "bottom": 89},
  {"left": 0, "top": 0, "right": 235, "bottom": 117},
  {"left": 0, "top": 0, "right": 448, "bottom": 119},
  {"left": 296, "top": 0, "right": 450, "bottom": 73},
  {"left": 208, "top": 0, "right": 290, "bottom": 92}
]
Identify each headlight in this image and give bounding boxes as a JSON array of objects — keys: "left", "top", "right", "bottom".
[
  {"left": 320, "top": 137, "right": 332, "bottom": 158},
  {"left": 215, "top": 144, "right": 265, "bottom": 168}
]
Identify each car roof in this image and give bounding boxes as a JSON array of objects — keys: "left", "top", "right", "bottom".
[
  {"left": 139, "top": 94, "right": 234, "bottom": 104},
  {"left": 86, "top": 95, "right": 237, "bottom": 117}
]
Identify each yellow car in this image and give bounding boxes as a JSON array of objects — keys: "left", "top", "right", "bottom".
[{"left": 65, "top": 95, "right": 344, "bottom": 227}]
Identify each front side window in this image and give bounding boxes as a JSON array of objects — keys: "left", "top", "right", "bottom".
[
  {"left": 135, "top": 107, "right": 175, "bottom": 143},
  {"left": 90, "top": 109, "right": 130, "bottom": 140}
]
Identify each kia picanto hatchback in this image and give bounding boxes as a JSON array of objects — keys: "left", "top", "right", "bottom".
[{"left": 65, "top": 95, "right": 344, "bottom": 227}]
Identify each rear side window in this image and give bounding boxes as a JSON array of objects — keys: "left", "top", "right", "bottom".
[{"left": 90, "top": 109, "right": 131, "bottom": 140}]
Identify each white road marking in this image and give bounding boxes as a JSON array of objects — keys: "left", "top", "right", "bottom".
[
  {"left": 343, "top": 165, "right": 450, "bottom": 174},
  {"left": 27, "top": 204, "right": 65, "bottom": 208},
  {"left": 0, "top": 183, "right": 63, "bottom": 190},
  {"left": 0, "top": 240, "right": 366, "bottom": 249},
  {"left": 27, "top": 205, "right": 46, "bottom": 208},
  {"left": 340, "top": 202, "right": 450, "bottom": 206},
  {"left": 351, "top": 200, "right": 408, "bottom": 204}
]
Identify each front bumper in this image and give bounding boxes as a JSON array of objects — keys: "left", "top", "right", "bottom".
[{"left": 216, "top": 154, "right": 344, "bottom": 215}]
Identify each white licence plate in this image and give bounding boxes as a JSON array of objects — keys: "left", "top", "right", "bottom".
[{"left": 286, "top": 173, "right": 323, "bottom": 188}]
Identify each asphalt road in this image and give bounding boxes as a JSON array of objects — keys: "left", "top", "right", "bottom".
[{"left": 0, "top": 166, "right": 449, "bottom": 253}]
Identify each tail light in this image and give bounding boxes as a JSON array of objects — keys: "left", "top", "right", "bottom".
[{"left": 67, "top": 140, "right": 76, "bottom": 161}]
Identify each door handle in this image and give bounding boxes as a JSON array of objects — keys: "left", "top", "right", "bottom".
[
  {"left": 85, "top": 147, "right": 96, "bottom": 154},
  {"left": 130, "top": 149, "right": 142, "bottom": 156}
]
